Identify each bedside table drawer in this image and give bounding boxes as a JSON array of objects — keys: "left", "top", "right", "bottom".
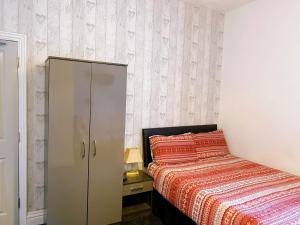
[{"left": 123, "top": 181, "right": 153, "bottom": 196}]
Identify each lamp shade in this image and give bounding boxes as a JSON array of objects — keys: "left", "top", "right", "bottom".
[{"left": 124, "top": 147, "right": 143, "bottom": 164}]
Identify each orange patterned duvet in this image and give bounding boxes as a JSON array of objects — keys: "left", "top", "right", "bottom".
[{"left": 148, "top": 155, "right": 300, "bottom": 225}]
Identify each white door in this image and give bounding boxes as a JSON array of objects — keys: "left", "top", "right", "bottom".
[{"left": 0, "top": 40, "right": 19, "bottom": 225}]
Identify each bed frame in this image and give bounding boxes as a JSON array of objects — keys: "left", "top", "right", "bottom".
[{"left": 142, "top": 124, "right": 218, "bottom": 225}]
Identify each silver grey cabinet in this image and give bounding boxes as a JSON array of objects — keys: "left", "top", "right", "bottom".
[{"left": 46, "top": 57, "right": 127, "bottom": 225}]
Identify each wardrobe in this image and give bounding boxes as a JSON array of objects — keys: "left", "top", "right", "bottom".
[{"left": 46, "top": 57, "right": 127, "bottom": 225}]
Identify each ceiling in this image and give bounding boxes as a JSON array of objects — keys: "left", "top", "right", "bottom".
[{"left": 186, "top": 0, "right": 255, "bottom": 12}]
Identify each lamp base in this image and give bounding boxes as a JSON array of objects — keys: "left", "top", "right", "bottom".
[{"left": 126, "top": 170, "right": 140, "bottom": 177}]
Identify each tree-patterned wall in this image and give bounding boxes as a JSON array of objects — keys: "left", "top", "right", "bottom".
[{"left": 0, "top": 0, "right": 224, "bottom": 212}]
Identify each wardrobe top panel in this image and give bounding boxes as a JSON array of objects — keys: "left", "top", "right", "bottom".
[{"left": 46, "top": 56, "right": 128, "bottom": 67}]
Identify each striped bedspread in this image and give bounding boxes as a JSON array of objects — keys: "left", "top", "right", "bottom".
[{"left": 148, "top": 155, "right": 300, "bottom": 225}]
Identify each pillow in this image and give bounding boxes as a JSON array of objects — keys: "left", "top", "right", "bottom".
[
  {"left": 192, "top": 130, "right": 229, "bottom": 159},
  {"left": 149, "top": 133, "right": 198, "bottom": 165}
]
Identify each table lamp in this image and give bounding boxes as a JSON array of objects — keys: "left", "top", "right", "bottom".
[{"left": 124, "top": 147, "right": 143, "bottom": 177}]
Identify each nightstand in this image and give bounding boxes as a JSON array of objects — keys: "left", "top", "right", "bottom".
[{"left": 122, "top": 170, "right": 153, "bottom": 222}]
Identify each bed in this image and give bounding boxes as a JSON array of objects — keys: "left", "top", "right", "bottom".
[{"left": 142, "top": 124, "right": 300, "bottom": 225}]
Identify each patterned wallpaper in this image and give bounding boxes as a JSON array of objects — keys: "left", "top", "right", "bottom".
[{"left": 0, "top": 0, "right": 224, "bottom": 211}]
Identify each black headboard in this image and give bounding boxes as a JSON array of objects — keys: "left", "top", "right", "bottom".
[{"left": 142, "top": 124, "right": 217, "bottom": 167}]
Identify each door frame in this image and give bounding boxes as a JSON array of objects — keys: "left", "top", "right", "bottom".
[{"left": 0, "top": 31, "right": 27, "bottom": 225}]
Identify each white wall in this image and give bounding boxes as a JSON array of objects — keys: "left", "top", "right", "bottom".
[{"left": 220, "top": 0, "right": 300, "bottom": 176}]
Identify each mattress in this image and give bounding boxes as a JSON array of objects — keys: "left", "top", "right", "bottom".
[{"left": 148, "top": 154, "right": 300, "bottom": 225}]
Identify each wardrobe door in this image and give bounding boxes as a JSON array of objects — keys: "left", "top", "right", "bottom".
[
  {"left": 47, "top": 59, "right": 91, "bottom": 225},
  {"left": 88, "top": 63, "right": 127, "bottom": 225}
]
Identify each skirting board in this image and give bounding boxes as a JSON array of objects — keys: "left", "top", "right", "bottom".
[{"left": 27, "top": 210, "right": 47, "bottom": 225}]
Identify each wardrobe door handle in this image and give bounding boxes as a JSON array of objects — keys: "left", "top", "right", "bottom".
[
  {"left": 81, "top": 141, "right": 86, "bottom": 159},
  {"left": 93, "top": 140, "right": 97, "bottom": 157}
]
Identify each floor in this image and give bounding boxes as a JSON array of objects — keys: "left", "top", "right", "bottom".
[
  {"left": 43, "top": 213, "right": 163, "bottom": 225},
  {"left": 122, "top": 214, "right": 163, "bottom": 225}
]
